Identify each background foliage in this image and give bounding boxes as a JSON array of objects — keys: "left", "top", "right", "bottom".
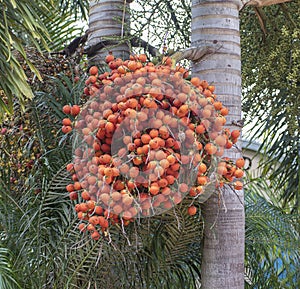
[{"left": 240, "top": 2, "right": 300, "bottom": 212}]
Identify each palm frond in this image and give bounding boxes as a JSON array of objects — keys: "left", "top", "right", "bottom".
[
  {"left": 0, "top": 0, "right": 52, "bottom": 115},
  {"left": 0, "top": 0, "right": 88, "bottom": 116},
  {"left": 44, "top": 198, "right": 203, "bottom": 289},
  {"left": 245, "top": 178, "right": 299, "bottom": 288},
  {"left": 58, "top": 0, "right": 89, "bottom": 21},
  {"left": 0, "top": 247, "right": 21, "bottom": 289},
  {"left": 41, "top": 4, "right": 87, "bottom": 52}
]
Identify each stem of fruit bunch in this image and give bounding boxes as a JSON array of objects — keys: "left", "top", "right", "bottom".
[
  {"left": 166, "top": 125, "right": 176, "bottom": 140},
  {"left": 124, "top": 154, "right": 136, "bottom": 164},
  {"left": 219, "top": 187, "right": 228, "bottom": 214},
  {"left": 189, "top": 155, "right": 196, "bottom": 169},
  {"left": 161, "top": 81, "right": 174, "bottom": 90},
  {"left": 132, "top": 190, "right": 143, "bottom": 215},
  {"left": 145, "top": 146, "right": 151, "bottom": 163},
  {"left": 70, "top": 234, "right": 92, "bottom": 249},
  {"left": 173, "top": 206, "right": 181, "bottom": 230},
  {"left": 189, "top": 198, "right": 195, "bottom": 207},
  {"left": 95, "top": 243, "right": 103, "bottom": 267},
  {"left": 121, "top": 0, "right": 127, "bottom": 38},
  {"left": 173, "top": 151, "right": 181, "bottom": 163},
  {"left": 110, "top": 240, "right": 127, "bottom": 263},
  {"left": 133, "top": 222, "right": 140, "bottom": 249},
  {"left": 120, "top": 218, "right": 131, "bottom": 245},
  {"left": 107, "top": 231, "right": 112, "bottom": 244},
  {"left": 133, "top": 182, "right": 141, "bottom": 195},
  {"left": 149, "top": 199, "right": 155, "bottom": 216},
  {"left": 209, "top": 196, "right": 221, "bottom": 231}
]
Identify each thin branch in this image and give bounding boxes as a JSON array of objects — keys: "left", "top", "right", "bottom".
[
  {"left": 130, "top": 36, "right": 159, "bottom": 56},
  {"left": 253, "top": 7, "right": 268, "bottom": 38},
  {"left": 165, "top": 1, "right": 181, "bottom": 32},
  {"left": 279, "top": 3, "right": 298, "bottom": 28}
]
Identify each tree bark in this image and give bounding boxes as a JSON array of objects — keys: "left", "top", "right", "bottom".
[
  {"left": 191, "top": 1, "right": 245, "bottom": 288},
  {"left": 245, "top": 0, "right": 291, "bottom": 7},
  {"left": 88, "top": 0, "right": 130, "bottom": 64}
]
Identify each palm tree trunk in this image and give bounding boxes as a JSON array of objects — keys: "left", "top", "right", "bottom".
[
  {"left": 88, "top": 0, "right": 130, "bottom": 63},
  {"left": 191, "top": 1, "right": 245, "bottom": 288}
]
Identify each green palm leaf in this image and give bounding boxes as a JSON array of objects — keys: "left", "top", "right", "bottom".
[
  {"left": 245, "top": 178, "right": 299, "bottom": 288},
  {"left": 0, "top": 247, "right": 21, "bottom": 289},
  {"left": 0, "top": 0, "right": 51, "bottom": 115},
  {"left": 0, "top": 0, "right": 88, "bottom": 117}
]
